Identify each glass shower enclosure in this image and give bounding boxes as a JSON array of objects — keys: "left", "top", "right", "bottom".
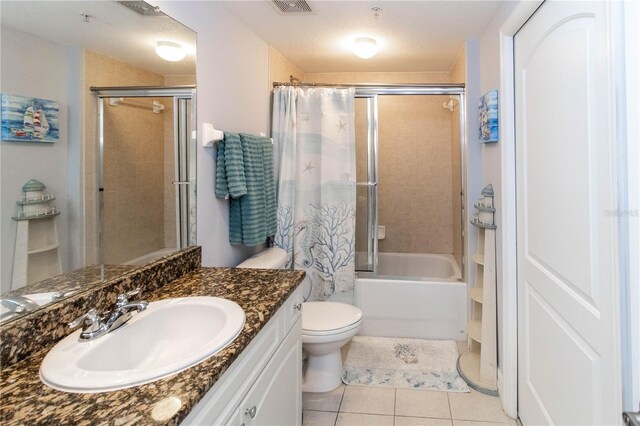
[
  {"left": 92, "top": 86, "right": 196, "bottom": 266},
  {"left": 353, "top": 85, "right": 466, "bottom": 277}
]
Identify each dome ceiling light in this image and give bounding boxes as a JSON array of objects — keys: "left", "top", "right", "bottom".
[
  {"left": 155, "top": 41, "right": 186, "bottom": 62},
  {"left": 353, "top": 37, "right": 378, "bottom": 59}
]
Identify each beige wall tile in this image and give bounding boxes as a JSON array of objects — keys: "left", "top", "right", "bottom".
[
  {"left": 372, "top": 95, "right": 455, "bottom": 254},
  {"left": 305, "top": 72, "right": 450, "bottom": 85}
]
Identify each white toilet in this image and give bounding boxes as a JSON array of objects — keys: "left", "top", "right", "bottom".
[{"left": 237, "top": 248, "right": 362, "bottom": 393}]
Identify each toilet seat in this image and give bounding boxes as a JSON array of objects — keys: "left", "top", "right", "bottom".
[
  {"left": 302, "top": 302, "right": 362, "bottom": 335},
  {"left": 302, "top": 320, "right": 362, "bottom": 336}
]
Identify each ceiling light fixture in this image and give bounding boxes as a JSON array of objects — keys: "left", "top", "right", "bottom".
[
  {"left": 155, "top": 41, "right": 186, "bottom": 62},
  {"left": 353, "top": 37, "right": 378, "bottom": 59}
]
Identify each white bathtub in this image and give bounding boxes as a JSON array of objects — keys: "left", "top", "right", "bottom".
[
  {"left": 355, "top": 252, "right": 467, "bottom": 340},
  {"left": 124, "top": 247, "right": 177, "bottom": 266}
]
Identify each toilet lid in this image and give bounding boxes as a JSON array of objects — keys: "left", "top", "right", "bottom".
[{"left": 302, "top": 302, "right": 363, "bottom": 332}]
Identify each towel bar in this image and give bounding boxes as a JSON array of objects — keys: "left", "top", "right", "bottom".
[{"left": 201, "top": 124, "right": 273, "bottom": 147}]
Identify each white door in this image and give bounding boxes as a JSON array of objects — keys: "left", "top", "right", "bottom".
[{"left": 515, "top": 1, "right": 622, "bottom": 425}]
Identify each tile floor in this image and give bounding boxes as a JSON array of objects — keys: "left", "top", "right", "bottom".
[
  {"left": 302, "top": 342, "right": 518, "bottom": 426},
  {"left": 302, "top": 385, "right": 517, "bottom": 426}
]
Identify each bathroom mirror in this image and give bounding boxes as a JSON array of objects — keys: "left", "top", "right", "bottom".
[{"left": 0, "top": 1, "right": 196, "bottom": 323}]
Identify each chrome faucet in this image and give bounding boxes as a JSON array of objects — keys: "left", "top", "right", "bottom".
[
  {"left": 51, "top": 285, "right": 81, "bottom": 301},
  {"left": 0, "top": 295, "right": 39, "bottom": 316},
  {"left": 69, "top": 289, "right": 149, "bottom": 341}
]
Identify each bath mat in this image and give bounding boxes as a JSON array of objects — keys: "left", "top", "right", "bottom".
[{"left": 342, "top": 336, "right": 470, "bottom": 392}]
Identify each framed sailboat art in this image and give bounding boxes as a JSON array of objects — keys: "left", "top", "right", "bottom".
[{"left": 1, "top": 94, "right": 60, "bottom": 143}]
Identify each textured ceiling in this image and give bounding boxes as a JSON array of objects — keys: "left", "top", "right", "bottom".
[
  {"left": 221, "top": 1, "right": 502, "bottom": 73},
  {"left": 0, "top": 1, "right": 196, "bottom": 76}
]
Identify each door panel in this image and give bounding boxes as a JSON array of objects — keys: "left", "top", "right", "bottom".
[
  {"left": 515, "top": 1, "right": 621, "bottom": 424},
  {"left": 354, "top": 96, "right": 378, "bottom": 272}
]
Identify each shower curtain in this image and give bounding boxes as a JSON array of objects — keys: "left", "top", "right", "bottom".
[{"left": 272, "top": 86, "right": 356, "bottom": 303}]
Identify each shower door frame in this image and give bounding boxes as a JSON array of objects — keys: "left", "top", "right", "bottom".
[
  {"left": 92, "top": 86, "right": 197, "bottom": 265},
  {"left": 352, "top": 85, "right": 466, "bottom": 278}
]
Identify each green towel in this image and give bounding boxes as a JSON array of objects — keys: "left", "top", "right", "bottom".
[
  {"left": 215, "top": 132, "right": 277, "bottom": 246},
  {"left": 215, "top": 132, "right": 247, "bottom": 199}
]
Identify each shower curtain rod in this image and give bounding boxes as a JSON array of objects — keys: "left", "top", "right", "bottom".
[
  {"left": 272, "top": 80, "right": 465, "bottom": 95},
  {"left": 90, "top": 86, "right": 195, "bottom": 98},
  {"left": 273, "top": 82, "right": 464, "bottom": 89}
]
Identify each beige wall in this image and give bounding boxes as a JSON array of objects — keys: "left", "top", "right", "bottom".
[
  {"left": 305, "top": 72, "right": 450, "bottom": 85},
  {"left": 268, "top": 47, "right": 304, "bottom": 88},
  {"left": 450, "top": 47, "right": 466, "bottom": 267},
  {"left": 307, "top": 72, "right": 459, "bottom": 255}
]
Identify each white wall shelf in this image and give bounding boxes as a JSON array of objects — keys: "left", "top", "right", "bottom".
[
  {"left": 458, "top": 184, "right": 498, "bottom": 396},
  {"left": 11, "top": 180, "right": 62, "bottom": 290}
]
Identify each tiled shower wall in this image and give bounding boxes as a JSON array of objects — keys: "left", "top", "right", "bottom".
[
  {"left": 376, "top": 95, "right": 454, "bottom": 254},
  {"left": 305, "top": 72, "right": 462, "bottom": 257}
]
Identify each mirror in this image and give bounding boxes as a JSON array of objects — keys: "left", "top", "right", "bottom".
[{"left": 0, "top": 1, "right": 196, "bottom": 323}]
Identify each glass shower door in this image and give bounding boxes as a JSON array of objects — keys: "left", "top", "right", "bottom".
[{"left": 354, "top": 95, "right": 378, "bottom": 272}]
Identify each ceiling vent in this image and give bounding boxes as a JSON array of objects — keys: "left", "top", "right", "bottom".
[
  {"left": 117, "top": 1, "right": 166, "bottom": 17},
  {"left": 271, "top": 0, "right": 315, "bottom": 15}
]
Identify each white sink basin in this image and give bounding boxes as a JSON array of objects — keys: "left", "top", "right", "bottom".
[{"left": 40, "top": 296, "right": 245, "bottom": 393}]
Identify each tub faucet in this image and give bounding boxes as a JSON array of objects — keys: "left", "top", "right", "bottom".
[{"left": 69, "top": 289, "right": 148, "bottom": 341}]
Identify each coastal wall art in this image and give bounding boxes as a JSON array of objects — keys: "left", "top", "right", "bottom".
[
  {"left": 1, "top": 94, "right": 60, "bottom": 143},
  {"left": 479, "top": 90, "right": 498, "bottom": 143}
]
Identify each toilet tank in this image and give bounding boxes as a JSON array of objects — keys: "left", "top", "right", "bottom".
[{"left": 236, "top": 248, "right": 288, "bottom": 269}]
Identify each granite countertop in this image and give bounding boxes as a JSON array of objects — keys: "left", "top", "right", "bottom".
[{"left": 0, "top": 267, "right": 305, "bottom": 426}]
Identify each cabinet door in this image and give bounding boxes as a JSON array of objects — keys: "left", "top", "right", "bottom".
[{"left": 239, "top": 320, "right": 302, "bottom": 426}]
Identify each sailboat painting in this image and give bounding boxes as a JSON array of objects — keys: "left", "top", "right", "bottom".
[{"left": 1, "top": 94, "right": 60, "bottom": 143}]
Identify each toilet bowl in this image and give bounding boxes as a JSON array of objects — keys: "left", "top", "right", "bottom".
[
  {"left": 301, "top": 301, "right": 362, "bottom": 392},
  {"left": 237, "top": 248, "right": 362, "bottom": 393}
]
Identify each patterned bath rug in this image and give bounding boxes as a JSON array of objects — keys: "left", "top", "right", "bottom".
[{"left": 342, "top": 336, "right": 470, "bottom": 392}]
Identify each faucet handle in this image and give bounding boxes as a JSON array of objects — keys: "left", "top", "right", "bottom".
[
  {"left": 116, "top": 288, "right": 141, "bottom": 306},
  {"left": 69, "top": 309, "right": 101, "bottom": 330}
]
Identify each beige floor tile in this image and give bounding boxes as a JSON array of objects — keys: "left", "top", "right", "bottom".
[
  {"left": 395, "top": 389, "right": 451, "bottom": 419},
  {"left": 303, "top": 410, "right": 338, "bottom": 426},
  {"left": 453, "top": 420, "right": 518, "bottom": 426},
  {"left": 336, "top": 412, "right": 394, "bottom": 426},
  {"left": 456, "top": 341, "right": 467, "bottom": 354},
  {"left": 303, "top": 385, "right": 345, "bottom": 412},
  {"left": 340, "top": 386, "right": 396, "bottom": 415},
  {"left": 448, "top": 390, "right": 511, "bottom": 423},
  {"left": 395, "top": 416, "right": 453, "bottom": 425}
]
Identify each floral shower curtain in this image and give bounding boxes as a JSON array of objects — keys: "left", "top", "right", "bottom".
[{"left": 272, "top": 86, "right": 356, "bottom": 303}]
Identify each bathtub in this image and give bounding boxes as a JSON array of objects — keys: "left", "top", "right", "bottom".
[
  {"left": 354, "top": 252, "right": 467, "bottom": 340},
  {"left": 124, "top": 247, "right": 178, "bottom": 266}
]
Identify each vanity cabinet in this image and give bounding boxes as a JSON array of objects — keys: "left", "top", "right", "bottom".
[{"left": 182, "top": 286, "right": 303, "bottom": 426}]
